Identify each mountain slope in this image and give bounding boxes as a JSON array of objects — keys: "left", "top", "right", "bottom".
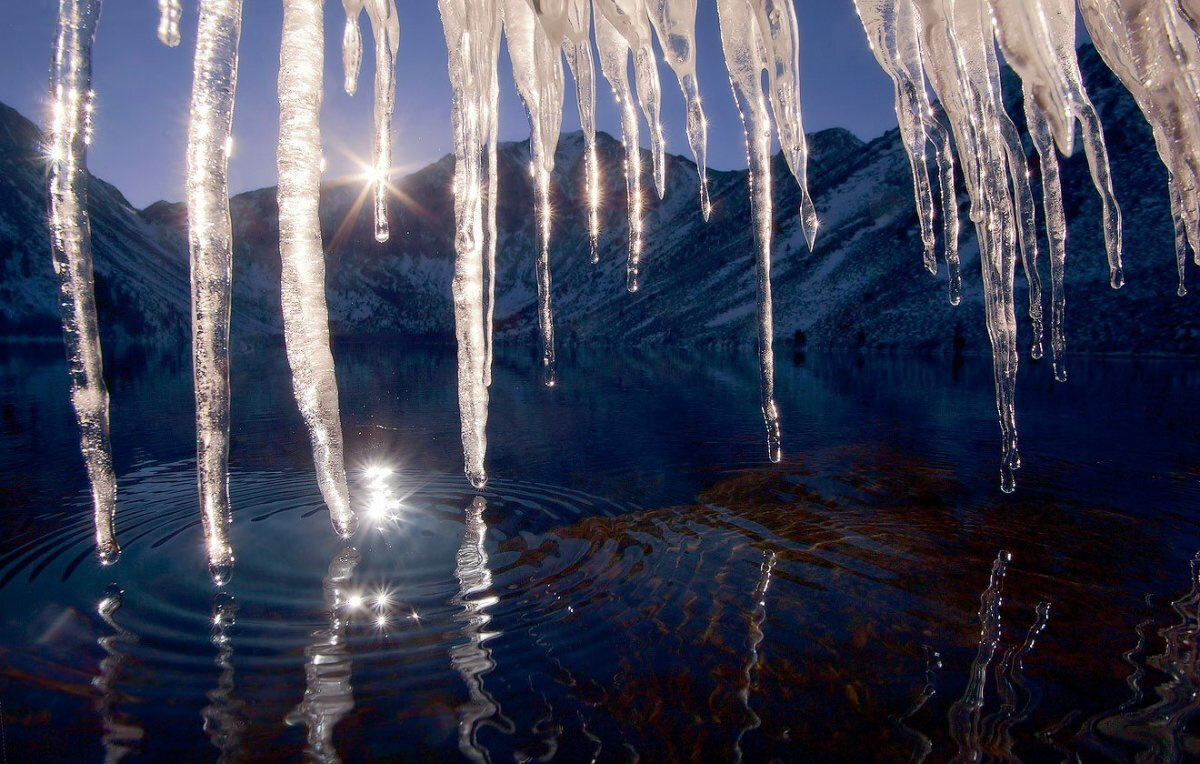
[{"left": 0, "top": 44, "right": 1195, "bottom": 355}]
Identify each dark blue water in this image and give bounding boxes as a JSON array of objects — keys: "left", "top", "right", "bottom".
[{"left": 1, "top": 340, "right": 1198, "bottom": 761}]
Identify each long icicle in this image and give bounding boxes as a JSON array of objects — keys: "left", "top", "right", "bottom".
[
  {"left": 504, "top": 0, "right": 564, "bottom": 386},
  {"left": 278, "top": 0, "right": 358, "bottom": 536},
  {"left": 562, "top": 0, "right": 603, "bottom": 258},
  {"left": 717, "top": 0, "right": 782, "bottom": 462},
  {"left": 187, "top": 0, "right": 243, "bottom": 583},
  {"left": 48, "top": 0, "right": 119, "bottom": 565}
]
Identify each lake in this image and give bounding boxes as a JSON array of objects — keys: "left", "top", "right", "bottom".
[{"left": 1, "top": 340, "right": 1198, "bottom": 761}]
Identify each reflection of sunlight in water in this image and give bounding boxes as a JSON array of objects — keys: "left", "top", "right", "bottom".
[
  {"left": 285, "top": 548, "right": 360, "bottom": 763},
  {"left": 450, "top": 496, "right": 513, "bottom": 763},
  {"left": 202, "top": 592, "right": 244, "bottom": 762},
  {"left": 94, "top": 585, "right": 143, "bottom": 762}
]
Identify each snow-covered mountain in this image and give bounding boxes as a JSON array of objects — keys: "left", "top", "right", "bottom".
[{"left": 1, "top": 45, "right": 1195, "bottom": 355}]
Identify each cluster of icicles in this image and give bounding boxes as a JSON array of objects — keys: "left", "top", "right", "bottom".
[{"left": 47, "top": 0, "right": 1193, "bottom": 580}]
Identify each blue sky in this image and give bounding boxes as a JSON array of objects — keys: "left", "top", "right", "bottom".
[{"left": 0, "top": 1, "right": 896, "bottom": 207}]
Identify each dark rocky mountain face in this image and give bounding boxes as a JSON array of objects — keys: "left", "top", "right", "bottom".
[{"left": 1, "top": 44, "right": 1195, "bottom": 355}]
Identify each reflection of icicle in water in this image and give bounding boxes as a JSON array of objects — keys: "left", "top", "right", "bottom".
[
  {"left": 203, "top": 593, "right": 245, "bottom": 763},
  {"left": 438, "top": 0, "right": 500, "bottom": 488},
  {"left": 286, "top": 547, "right": 360, "bottom": 763},
  {"left": 451, "top": 497, "right": 513, "bottom": 763},
  {"left": 340, "top": 0, "right": 400, "bottom": 242},
  {"left": 278, "top": 0, "right": 358, "bottom": 537},
  {"left": 49, "top": 0, "right": 119, "bottom": 566},
  {"left": 157, "top": 0, "right": 181, "bottom": 47},
  {"left": 895, "top": 645, "right": 941, "bottom": 763},
  {"left": 716, "top": 0, "right": 798, "bottom": 462},
  {"left": 645, "top": 0, "right": 710, "bottom": 218},
  {"left": 187, "top": 0, "right": 243, "bottom": 584},
  {"left": 734, "top": 550, "right": 775, "bottom": 763},
  {"left": 980, "top": 600, "right": 1050, "bottom": 760},
  {"left": 948, "top": 549, "right": 1010, "bottom": 763},
  {"left": 94, "top": 585, "right": 144, "bottom": 762},
  {"left": 505, "top": 0, "right": 565, "bottom": 386}
]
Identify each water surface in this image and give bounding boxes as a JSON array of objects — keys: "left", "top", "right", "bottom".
[{"left": 1, "top": 341, "right": 1198, "bottom": 761}]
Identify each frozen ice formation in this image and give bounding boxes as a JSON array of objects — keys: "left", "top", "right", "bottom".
[
  {"left": 48, "top": 0, "right": 119, "bottom": 565},
  {"left": 278, "top": 0, "right": 359, "bottom": 538},
  {"left": 340, "top": 0, "right": 400, "bottom": 243},
  {"left": 48, "top": 0, "right": 1200, "bottom": 566}
]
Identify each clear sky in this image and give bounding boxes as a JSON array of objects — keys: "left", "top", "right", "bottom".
[{"left": 0, "top": 1, "right": 897, "bottom": 208}]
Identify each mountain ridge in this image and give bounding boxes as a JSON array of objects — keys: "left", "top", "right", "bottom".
[{"left": 1, "top": 45, "right": 1195, "bottom": 357}]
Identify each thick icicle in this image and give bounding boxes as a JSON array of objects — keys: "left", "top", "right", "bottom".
[
  {"left": 438, "top": 0, "right": 499, "bottom": 487},
  {"left": 48, "top": 0, "right": 119, "bottom": 565},
  {"left": 157, "top": 0, "right": 181, "bottom": 47},
  {"left": 340, "top": 0, "right": 400, "bottom": 243},
  {"left": 594, "top": 0, "right": 667, "bottom": 198},
  {"left": 187, "top": 0, "right": 243, "bottom": 583},
  {"left": 278, "top": 0, "right": 358, "bottom": 535},
  {"left": 716, "top": 0, "right": 783, "bottom": 462},
  {"left": 645, "top": 0, "right": 711, "bottom": 218},
  {"left": 594, "top": 6, "right": 645, "bottom": 290},
  {"left": 504, "top": 0, "right": 564, "bottom": 386}
]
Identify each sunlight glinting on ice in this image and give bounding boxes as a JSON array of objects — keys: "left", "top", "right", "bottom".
[{"left": 48, "top": 0, "right": 1200, "bottom": 571}]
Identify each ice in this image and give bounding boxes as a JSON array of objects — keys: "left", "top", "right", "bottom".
[
  {"left": 505, "top": 0, "right": 564, "bottom": 385},
  {"left": 186, "top": 0, "right": 243, "bottom": 583},
  {"left": 157, "top": 0, "right": 181, "bottom": 47},
  {"left": 645, "top": 0, "right": 711, "bottom": 218},
  {"left": 278, "top": 0, "right": 358, "bottom": 536},
  {"left": 49, "top": 0, "right": 119, "bottom": 566},
  {"left": 438, "top": 0, "right": 500, "bottom": 486},
  {"left": 340, "top": 0, "right": 400, "bottom": 243},
  {"left": 594, "top": 5, "right": 646, "bottom": 290},
  {"left": 715, "top": 0, "right": 785, "bottom": 462}
]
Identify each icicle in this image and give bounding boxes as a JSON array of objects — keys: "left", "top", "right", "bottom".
[
  {"left": 564, "top": 0, "right": 603, "bottom": 258},
  {"left": 186, "top": 0, "right": 243, "bottom": 585},
  {"left": 482, "top": 25, "right": 502, "bottom": 388},
  {"left": 752, "top": 0, "right": 819, "bottom": 250},
  {"left": 1026, "top": 105, "right": 1069, "bottom": 381},
  {"left": 645, "top": 0, "right": 711, "bottom": 218},
  {"left": 1172, "top": 177, "right": 1189, "bottom": 296},
  {"left": 929, "top": 109, "right": 962, "bottom": 304},
  {"left": 504, "top": 0, "right": 564, "bottom": 386},
  {"left": 594, "top": 7, "right": 645, "bottom": 290},
  {"left": 278, "top": 0, "right": 358, "bottom": 535},
  {"left": 438, "top": 0, "right": 499, "bottom": 487},
  {"left": 716, "top": 0, "right": 783, "bottom": 462},
  {"left": 854, "top": 0, "right": 942, "bottom": 272},
  {"left": 157, "top": 0, "right": 181, "bottom": 47},
  {"left": 340, "top": 0, "right": 400, "bottom": 242},
  {"left": 594, "top": 0, "right": 667, "bottom": 198},
  {"left": 48, "top": 0, "right": 119, "bottom": 565}
]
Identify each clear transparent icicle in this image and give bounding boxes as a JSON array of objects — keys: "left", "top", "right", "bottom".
[
  {"left": 157, "top": 0, "right": 181, "bottom": 47},
  {"left": 645, "top": 0, "right": 711, "bottom": 218},
  {"left": 854, "top": 0, "right": 943, "bottom": 273},
  {"left": 505, "top": 0, "right": 564, "bottom": 386},
  {"left": 278, "top": 0, "right": 358, "bottom": 536},
  {"left": 594, "top": 6, "right": 645, "bottom": 290},
  {"left": 49, "top": 0, "right": 119, "bottom": 565},
  {"left": 483, "top": 12, "right": 503, "bottom": 389},
  {"left": 716, "top": 0, "right": 783, "bottom": 462},
  {"left": 438, "top": 0, "right": 500, "bottom": 487},
  {"left": 341, "top": 0, "right": 400, "bottom": 243},
  {"left": 594, "top": 0, "right": 667, "bottom": 198},
  {"left": 187, "top": 0, "right": 243, "bottom": 583}
]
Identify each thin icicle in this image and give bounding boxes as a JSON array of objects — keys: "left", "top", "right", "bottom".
[
  {"left": 1026, "top": 105, "right": 1069, "bottom": 381},
  {"left": 716, "top": 0, "right": 782, "bottom": 462},
  {"left": 278, "top": 0, "right": 358, "bottom": 535},
  {"left": 929, "top": 108, "right": 962, "bottom": 304},
  {"left": 341, "top": 0, "right": 400, "bottom": 242},
  {"left": 187, "top": 0, "right": 243, "bottom": 583},
  {"left": 505, "top": 0, "right": 564, "bottom": 386},
  {"left": 157, "top": 0, "right": 181, "bottom": 47},
  {"left": 1172, "top": 177, "right": 1189, "bottom": 296},
  {"left": 439, "top": 0, "right": 499, "bottom": 487},
  {"left": 752, "top": 0, "right": 819, "bottom": 250},
  {"left": 594, "top": 6, "right": 645, "bottom": 291},
  {"left": 594, "top": 0, "right": 667, "bottom": 198},
  {"left": 48, "top": 0, "right": 119, "bottom": 565},
  {"left": 565, "top": 0, "right": 603, "bottom": 258},
  {"left": 645, "top": 0, "right": 711, "bottom": 218}
]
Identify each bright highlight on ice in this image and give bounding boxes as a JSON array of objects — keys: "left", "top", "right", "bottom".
[{"left": 47, "top": 0, "right": 1195, "bottom": 574}]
